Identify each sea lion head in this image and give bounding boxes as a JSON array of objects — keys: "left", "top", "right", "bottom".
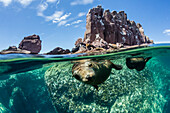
[
  {"left": 72, "top": 60, "right": 98, "bottom": 84},
  {"left": 72, "top": 59, "right": 122, "bottom": 87}
]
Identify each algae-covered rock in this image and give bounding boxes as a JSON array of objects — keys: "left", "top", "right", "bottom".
[
  {"left": 0, "top": 103, "right": 10, "bottom": 113},
  {"left": 44, "top": 58, "right": 167, "bottom": 112},
  {"left": 0, "top": 66, "right": 56, "bottom": 113}
]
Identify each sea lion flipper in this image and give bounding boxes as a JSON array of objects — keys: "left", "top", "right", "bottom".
[
  {"left": 111, "top": 63, "right": 123, "bottom": 70},
  {"left": 145, "top": 57, "right": 152, "bottom": 62},
  {"left": 93, "top": 85, "right": 99, "bottom": 91},
  {"left": 135, "top": 65, "right": 145, "bottom": 71},
  {"left": 135, "top": 57, "right": 152, "bottom": 71}
]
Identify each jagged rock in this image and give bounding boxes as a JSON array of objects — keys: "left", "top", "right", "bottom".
[
  {"left": 71, "top": 47, "right": 80, "bottom": 53},
  {"left": 46, "top": 47, "right": 70, "bottom": 55},
  {"left": 72, "top": 43, "right": 86, "bottom": 53},
  {"left": 84, "top": 5, "right": 105, "bottom": 43},
  {"left": 75, "top": 38, "right": 83, "bottom": 46},
  {"left": 83, "top": 5, "right": 153, "bottom": 47},
  {"left": 18, "top": 34, "right": 42, "bottom": 54},
  {"left": 146, "top": 36, "right": 153, "bottom": 43},
  {"left": 72, "top": 5, "right": 154, "bottom": 53},
  {"left": 0, "top": 46, "right": 31, "bottom": 54},
  {"left": 6, "top": 46, "right": 18, "bottom": 51},
  {"left": 76, "top": 46, "right": 87, "bottom": 53},
  {"left": 91, "top": 34, "right": 109, "bottom": 49}
]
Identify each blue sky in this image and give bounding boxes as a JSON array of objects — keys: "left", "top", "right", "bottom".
[{"left": 0, "top": 0, "right": 170, "bottom": 53}]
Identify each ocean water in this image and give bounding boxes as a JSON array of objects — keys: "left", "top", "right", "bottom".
[{"left": 0, "top": 44, "right": 170, "bottom": 113}]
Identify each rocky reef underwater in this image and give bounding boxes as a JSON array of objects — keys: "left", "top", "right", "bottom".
[
  {"left": 0, "top": 53, "right": 169, "bottom": 113},
  {"left": 45, "top": 57, "right": 170, "bottom": 113}
]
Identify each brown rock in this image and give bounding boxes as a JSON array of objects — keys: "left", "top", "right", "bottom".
[
  {"left": 75, "top": 46, "right": 87, "bottom": 53},
  {"left": 46, "top": 47, "right": 70, "bottom": 55},
  {"left": 18, "top": 34, "right": 42, "bottom": 54},
  {"left": 83, "top": 5, "right": 105, "bottom": 43},
  {"left": 146, "top": 36, "right": 153, "bottom": 43},
  {"left": 83, "top": 6, "right": 153, "bottom": 47},
  {"left": 91, "top": 34, "right": 109, "bottom": 49},
  {"left": 6, "top": 46, "right": 17, "bottom": 51},
  {"left": 0, "top": 46, "right": 31, "bottom": 54},
  {"left": 75, "top": 38, "right": 83, "bottom": 46}
]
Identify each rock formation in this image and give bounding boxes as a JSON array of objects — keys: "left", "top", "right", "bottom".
[
  {"left": 83, "top": 5, "right": 153, "bottom": 47},
  {"left": 0, "top": 46, "right": 31, "bottom": 54},
  {"left": 19, "top": 34, "right": 42, "bottom": 54},
  {"left": 75, "top": 38, "right": 83, "bottom": 46},
  {"left": 46, "top": 47, "right": 70, "bottom": 55}
]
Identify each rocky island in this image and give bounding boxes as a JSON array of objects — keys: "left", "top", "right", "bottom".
[
  {"left": 71, "top": 5, "right": 153, "bottom": 54},
  {"left": 0, "top": 6, "right": 153, "bottom": 55}
]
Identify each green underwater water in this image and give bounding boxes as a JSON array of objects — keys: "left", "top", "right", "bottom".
[{"left": 0, "top": 45, "right": 170, "bottom": 113}]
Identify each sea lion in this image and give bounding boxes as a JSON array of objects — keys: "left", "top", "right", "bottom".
[
  {"left": 72, "top": 59, "right": 122, "bottom": 90},
  {"left": 126, "top": 57, "right": 152, "bottom": 71}
]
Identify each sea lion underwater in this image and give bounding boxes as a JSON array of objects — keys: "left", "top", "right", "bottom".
[
  {"left": 72, "top": 59, "right": 122, "bottom": 90},
  {"left": 126, "top": 57, "right": 152, "bottom": 71}
]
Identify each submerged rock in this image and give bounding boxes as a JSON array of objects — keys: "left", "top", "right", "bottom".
[
  {"left": 0, "top": 103, "right": 10, "bottom": 113},
  {"left": 0, "top": 67, "right": 56, "bottom": 113},
  {"left": 9, "top": 87, "right": 35, "bottom": 113},
  {"left": 44, "top": 58, "right": 166, "bottom": 112},
  {"left": 18, "top": 34, "right": 42, "bottom": 54}
]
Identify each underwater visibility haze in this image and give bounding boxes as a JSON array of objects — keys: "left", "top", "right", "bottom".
[{"left": 0, "top": 44, "right": 170, "bottom": 113}]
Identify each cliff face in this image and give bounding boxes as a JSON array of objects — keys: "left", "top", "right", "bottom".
[{"left": 83, "top": 6, "right": 152, "bottom": 46}]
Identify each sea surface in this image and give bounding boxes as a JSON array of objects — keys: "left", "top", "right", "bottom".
[{"left": 0, "top": 44, "right": 170, "bottom": 113}]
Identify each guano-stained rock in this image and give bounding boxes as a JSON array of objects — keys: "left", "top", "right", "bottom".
[{"left": 83, "top": 5, "right": 153, "bottom": 46}]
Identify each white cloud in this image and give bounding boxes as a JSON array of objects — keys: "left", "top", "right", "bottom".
[
  {"left": 47, "top": 12, "right": 71, "bottom": 24},
  {"left": 0, "top": 0, "right": 34, "bottom": 7},
  {"left": 46, "top": 0, "right": 56, "bottom": 3},
  {"left": 42, "top": 11, "right": 71, "bottom": 26},
  {"left": 45, "top": 11, "right": 64, "bottom": 21},
  {"left": 58, "top": 13, "right": 71, "bottom": 21},
  {"left": 163, "top": 29, "right": 170, "bottom": 36},
  {"left": 58, "top": 21, "right": 67, "bottom": 26},
  {"left": 74, "top": 25, "right": 80, "bottom": 28},
  {"left": 37, "top": 0, "right": 70, "bottom": 26},
  {"left": 71, "top": 0, "right": 94, "bottom": 5},
  {"left": 65, "top": 24, "right": 71, "bottom": 26},
  {"left": 78, "top": 12, "right": 86, "bottom": 17},
  {"left": 0, "top": 0, "right": 12, "bottom": 6},
  {"left": 37, "top": 2, "right": 48, "bottom": 16},
  {"left": 16, "top": 0, "right": 33, "bottom": 6},
  {"left": 72, "top": 20, "right": 83, "bottom": 24},
  {"left": 65, "top": 20, "right": 83, "bottom": 26}
]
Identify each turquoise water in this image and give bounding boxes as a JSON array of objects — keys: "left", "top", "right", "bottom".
[{"left": 0, "top": 44, "right": 170, "bottom": 113}]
